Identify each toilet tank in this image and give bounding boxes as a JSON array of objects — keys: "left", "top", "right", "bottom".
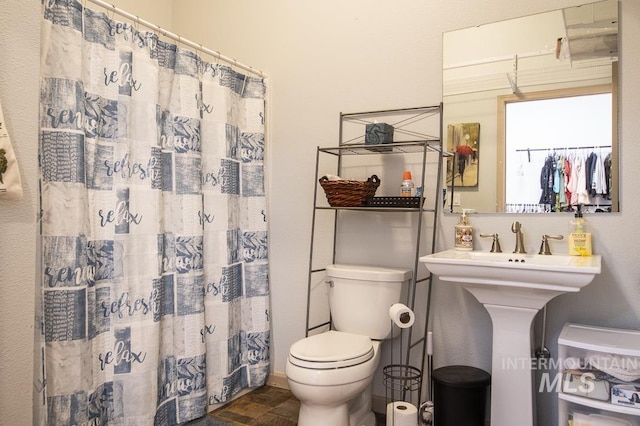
[{"left": 326, "top": 264, "right": 412, "bottom": 340}]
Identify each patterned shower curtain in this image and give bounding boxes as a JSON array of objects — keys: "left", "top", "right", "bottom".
[{"left": 35, "top": 1, "right": 270, "bottom": 424}]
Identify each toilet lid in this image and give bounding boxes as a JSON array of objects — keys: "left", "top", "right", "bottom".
[{"left": 289, "top": 330, "right": 374, "bottom": 369}]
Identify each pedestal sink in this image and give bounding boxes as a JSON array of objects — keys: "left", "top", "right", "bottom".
[{"left": 420, "top": 249, "right": 601, "bottom": 426}]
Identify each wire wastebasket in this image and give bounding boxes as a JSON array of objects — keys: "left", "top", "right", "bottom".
[{"left": 383, "top": 364, "right": 422, "bottom": 425}]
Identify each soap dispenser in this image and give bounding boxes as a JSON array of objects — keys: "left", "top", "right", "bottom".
[
  {"left": 455, "top": 209, "right": 474, "bottom": 251},
  {"left": 568, "top": 205, "right": 592, "bottom": 256}
]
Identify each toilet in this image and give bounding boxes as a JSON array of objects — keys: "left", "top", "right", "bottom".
[{"left": 286, "top": 264, "right": 412, "bottom": 426}]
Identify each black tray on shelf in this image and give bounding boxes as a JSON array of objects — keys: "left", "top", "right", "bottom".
[{"left": 364, "top": 196, "right": 425, "bottom": 208}]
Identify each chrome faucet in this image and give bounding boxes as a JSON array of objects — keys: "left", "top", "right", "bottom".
[{"left": 511, "top": 221, "right": 526, "bottom": 253}]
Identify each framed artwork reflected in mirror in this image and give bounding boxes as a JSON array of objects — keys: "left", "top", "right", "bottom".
[{"left": 447, "top": 122, "right": 480, "bottom": 188}]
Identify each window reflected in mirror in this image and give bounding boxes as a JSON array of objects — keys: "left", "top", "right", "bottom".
[{"left": 497, "top": 86, "right": 617, "bottom": 213}]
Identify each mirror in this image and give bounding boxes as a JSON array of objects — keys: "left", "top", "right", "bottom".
[{"left": 443, "top": 0, "right": 619, "bottom": 213}]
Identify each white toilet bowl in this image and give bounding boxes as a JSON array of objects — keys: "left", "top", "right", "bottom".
[
  {"left": 286, "top": 264, "right": 411, "bottom": 426},
  {"left": 285, "top": 330, "right": 381, "bottom": 426}
]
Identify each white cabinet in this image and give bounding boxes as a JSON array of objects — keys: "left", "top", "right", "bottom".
[{"left": 558, "top": 323, "right": 640, "bottom": 425}]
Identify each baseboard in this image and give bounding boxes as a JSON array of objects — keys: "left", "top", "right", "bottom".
[{"left": 267, "top": 371, "right": 289, "bottom": 389}]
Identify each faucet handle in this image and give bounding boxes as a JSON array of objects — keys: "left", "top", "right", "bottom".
[
  {"left": 511, "top": 221, "right": 522, "bottom": 233},
  {"left": 538, "top": 234, "right": 564, "bottom": 255},
  {"left": 480, "top": 233, "right": 502, "bottom": 253}
]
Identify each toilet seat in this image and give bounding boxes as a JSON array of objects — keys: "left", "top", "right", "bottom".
[{"left": 289, "top": 330, "right": 374, "bottom": 369}]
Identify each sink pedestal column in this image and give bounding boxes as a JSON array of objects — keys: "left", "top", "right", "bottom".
[
  {"left": 420, "top": 249, "right": 602, "bottom": 426},
  {"left": 484, "top": 303, "right": 538, "bottom": 426}
]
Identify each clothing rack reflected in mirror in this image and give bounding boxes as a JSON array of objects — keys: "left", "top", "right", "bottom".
[
  {"left": 505, "top": 203, "right": 552, "bottom": 214},
  {"left": 505, "top": 203, "right": 611, "bottom": 214},
  {"left": 515, "top": 145, "right": 611, "bottom": 162},
  {"left": 509, "top": 144, "right": 613, "bottom": 213}
]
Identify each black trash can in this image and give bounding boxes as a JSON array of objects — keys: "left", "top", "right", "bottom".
[{"left": 432, "top": 365, "right": 491, "bottom": 426}]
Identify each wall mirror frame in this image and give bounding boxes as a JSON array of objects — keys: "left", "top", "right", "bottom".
[{"left": 442, "top": 0, "right": 619, "bottom": 214}]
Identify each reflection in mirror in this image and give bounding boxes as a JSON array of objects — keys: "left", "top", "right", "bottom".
[
  {"left": 498, "top": 86, "right": 617, "bottom": 213},
  {"left": 443, "top": 0, "right": 618, "bottom": 213},
  {"left": 446, "top": 122, "right": 480, "bottom": 188}
]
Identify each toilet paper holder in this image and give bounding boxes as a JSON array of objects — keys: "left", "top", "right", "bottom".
[
  {"left": 385, "top": 303, "right": 422, "bottom": 426},
  {"left": 399, "top": 312, "right": 412, "bottom": 325},
  {"left": 389, "top": 303, "right": 415, "bottom": 329}
]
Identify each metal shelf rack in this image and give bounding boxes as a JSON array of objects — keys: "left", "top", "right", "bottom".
[{"left": 305, "top": 104, "right": 445, "bottom": 406}]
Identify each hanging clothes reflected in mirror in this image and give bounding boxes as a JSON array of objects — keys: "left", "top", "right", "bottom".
[{"left": 499, "top": 88, "right": 616, "bottom": 213}]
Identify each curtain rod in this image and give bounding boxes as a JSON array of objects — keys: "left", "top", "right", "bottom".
[{"left": 84, "top": 0, "right": 266, "bottom": 78}]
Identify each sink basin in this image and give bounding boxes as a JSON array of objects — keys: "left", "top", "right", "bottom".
[
  {"left": 420, "top": 249, "right": 601, "bottom": 426},
  {"left": 420, "top": 249, "right": 601, "bottom": 309}
]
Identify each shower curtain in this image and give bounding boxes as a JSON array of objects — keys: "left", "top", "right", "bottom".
[{"left": 35, "top": 1, "right": 270, "bottom": 424}]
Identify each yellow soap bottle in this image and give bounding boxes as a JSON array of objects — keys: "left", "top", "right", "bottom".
[{"left": 568, "top": 205, "right": 592, "bottom": 256}]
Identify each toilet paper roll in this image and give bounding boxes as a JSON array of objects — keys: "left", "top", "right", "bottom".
[
  {"left": 386, "top": 401, "right": 418, "bottom": 426},
  {"left": 389, "top": 303, "right": 415, "bottom": 329}
]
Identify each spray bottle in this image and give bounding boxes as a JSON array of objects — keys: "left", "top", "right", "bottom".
[{"left": 400, "top": 170, "right": 415, "bottom": 197}]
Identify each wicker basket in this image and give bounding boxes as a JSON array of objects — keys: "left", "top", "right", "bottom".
[{"left": 319, "top": 175, "right": 381, "bottom": 207}]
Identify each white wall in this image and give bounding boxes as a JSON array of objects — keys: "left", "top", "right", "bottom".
[
  {"left": 1, "top": 1, "right": 639, "bottom": 424},
  {"left": 0, "top": 1, "right": 40, "bottom": 424}
]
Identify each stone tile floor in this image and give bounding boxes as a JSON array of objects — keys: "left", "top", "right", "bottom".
[
  {"left": 189, "top": 385, "right": 386, "bottom": 426},
  {"left": 206, "top": 385, "right": 299, "bottom": 426}
]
